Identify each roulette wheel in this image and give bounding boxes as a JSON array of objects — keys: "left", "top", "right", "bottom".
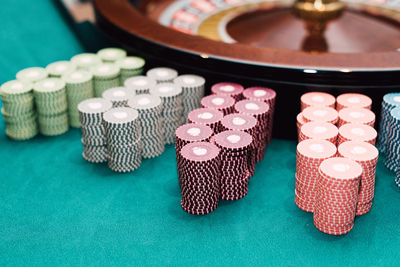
[{"left": 60, "top": 0, "right": 400, "bottom": 139}]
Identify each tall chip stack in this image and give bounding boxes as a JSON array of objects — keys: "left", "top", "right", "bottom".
[
  {"left": 63, "top": 70, "right": 95, "bottom": 127},
  {"left": 71, "top": 53, "right": 102, "bottom": 71},
  {"left": 201, "top": 95, "right": 235, "bottom": 115},
  {"left": 16, "top": 67, "right": 48, "bottom": 83},
  {"left": 116, "top": 56, "right": 145, "bottom": 84},
  {"left": 103, "top": 107, "right": 143, "bottom": 172},
  {"left": 299, "top": 121, "right": 338, "bottom": 144},
  {"left": 91, "top": 64, "right": 121, "bottom": 97},
  {"left": 211, "top": 82, "right": 244, "bottom": 102},
  {"left": 0, "top": 80, "right": 38, "bottom": 140},
  {"left": 46, "top": 61, "right": 76, "bottom": 78},
  {"left": 173, "top": 74, "right": 205, "bottom": 122},
  {"left": 102, "top": 87, "right": 135, "bottom": 107},
  {"left": 337, "top": 124, "right": 377, "bottom": 146},
  {"left": 377, "top": 93, "right": 400, "bottom": 153},
  {"left": 385, "top": 107, "right": 400, "bottom": 172},
  {"left": 33, "top": 78, "right": 69, "bottom": 136},
  {"left": 128, "top": 94, "right": 165, "bottom": 158},
  {"left": 150, "top": 83, "right": 183, "bottom": 144},
  {"left": 187, "top": 108, "right": 224, "bottom": 134},
  {"left": 78, "top": 98, "right": 112, "bottom": 163},
  {"left": 97, "top": 47, "right": 127, "bottom": 63},
  {"left": 147, "top": 67, "right": 178, "bottom": 84},
  {"left": 124, "top": 76, "right": 156, "bottom": 95},
  {"left": 337, "top": 107, "right": 375, "bottom": 128}
]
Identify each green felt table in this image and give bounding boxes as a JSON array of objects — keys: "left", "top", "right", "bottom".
[{"left": 0, "top": 1, "right": 399, "bottom": 266}]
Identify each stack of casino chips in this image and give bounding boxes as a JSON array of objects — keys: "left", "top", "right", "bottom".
[
  {"left": 211, "top": 82, "right": 244, "bottom": 102},
  {"left": 314, "top": 157, "right": 362, "bottom": 235},
  {"left": 377, "top": 93, "right": 400, "bottom": 153},
  {"left": 147, "top": 67, "right": 178, "bottom": 84},
  {"left": 33, "top": 78, "right": 69, "bottom": 136},
  {"left": 300, "top": 92, "right": 335, "bottom": 111},
  {"left": 16, "top": 67, "right": 48, "bottom": 83},
  {"left": 116, "top": 56, "right": 145, "bottom": 84},
  {"left": 234, "top": 99, "right": 269, "bottom": 162},
  {"left": 97, "top": 47, "right": 127, "bottom": 63},
  {"left": 200, "top": 94, "right": 235, "bottom": 115},
  {"left": 102, "top": 87, "right": 135, "bottom": 108},
  {"left": 179, "top": 142, "right": 221, "bottom": 215},
  {"left": 213, "top": 130, "right": 253, "bottom": 200},
  {"left": 71, "top": 53, "right": 102, "bottom": 71},
  {"left": 221, "top": 113, "right": 258, "bottom": 177},
  {"left": 296, "top": 112, "right": 306, "bottom": 139},
  {"left": 124, "top": 76, "right": 156, "bottom": 95},
  {"left": 302, "top": 106, "right": 338, "bottom": 125},
  {"left": 175, "top": 123, "right": 213, "bottom": 188},
  {"left": 0, "top": 80, "right": 38, "bottom": 140},
  {"left": 150, "top": 83, "right": 183, "bottom": 144},
  {"left": 299, "top": 121, "right": 338, "bottom": 144},
  {"left": 396, "top": 171, "right": 400, "bottom": 188},
  {"left": 78, "top": 98, "right": 112, "bottom": 163},
  {"left": 63, "top": 70, "right": 94, "bottom": 127},
  {"left": 91, "top": 63, "right": 121, "bottom": 97},
  {"left": 128, "top": 94, "right": 165, "bottom": 158},
  {"left": 337, "top": 107, "right": 375, "bottom": 128},
  {"left": 188, "top": 108, "right": 224, "bottom": 134},
  {"left": 46, "top": 61, "right": 76, "bottom": 78},
  {"left": 385, "top": 107, "right": 400, "bottom": 172},
  {"left": 337, "top": 123, "right": 377, "bottom": 146},
  {"left": 243, "top": 87, "right": 277, "bottom": 144},
  {"left": 338, "top": 141, "right": 379, "bottom": 215},
  {"left": 174, "top": 75, "right": 205, "bottom": 122},
  {"left": 336, "top": 93, "right": 372, "bottom": 111},
  {"left": 295, "top": 139, "right": 337, "bottom": 212},
  {"left": 103, "top": 107, "right": 143, "bottom": 172}
]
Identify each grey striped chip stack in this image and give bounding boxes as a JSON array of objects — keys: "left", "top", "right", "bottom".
[
  {"left": 16, "top": 67, "right": 48, "bottom": 83},
  {"left": 150, "top": 83, "right": 183, "bottom": 144},
  {"left": 91, "top": 63, "right": 121, "bottom": 97},
  {"left": 0, "top": 80, "right": 38, "bottom": 140},
  {"left": 63, "top": 70, "right": 94, "bottom": 127},
  {"left": 46, "top": 61, "right": 76, "bottom": 78},
  {"left": 102, "top": 87, "right": 135, "bottom": 108},
  {"left": 147, "top": 67, "right": 178, "bottom": 84},
  {"left": 385, "top": 107, "right": 400, "bottom": 172},
  {"left": 103, "top": 107, "right": 143, "bottom": 172},
  {"left": 78, "top": 98, "right": 112, "bottom": 163},
  {"left": 33, "top": 78, "right": 69, "bottom": 136},
  {"left": 116, "top": 56, "right": 145, "bottom": 84},
  {"left": 97, "top": 47, "right": 127, "bottom": 63},
  {"left": 124, "top": 76, "right": 156, "bottom": 95},
  {"left": 377, "top": 93, "right": 400, "bottom": 153},
  {"left": 128, "top": 94, "right": 165, "bottom": 158},
  {"left": 71, "top": 53, "right": 102, "bottom": 71}
]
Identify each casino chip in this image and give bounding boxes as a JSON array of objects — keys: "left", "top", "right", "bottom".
[
  {"left": 46, "top": 61, "right": 76, "bottom": 78},
  {"left": 299, "top": 121, "right": 338, "bottom": 144},
  {"left": 338, "top": 141, "right": 379, "bottom": 216},
  {"left": 91, "top": 63, "right": 121, "bottom": 97},
  {"left": 302, "top": 106, "right": 338, "bottom": 124},
  {"left": 213, "top": 130, "right": 253, "bottom": 200},
  {"left": 377, "top": 93, "right": 400, "bottom": 153},
  {"left": 201, "top": 94, "right": 235, "bottom": 115},
  {"left": 146, "top": 67, "right": 178, "bottom": 83},
  {"left": 102, "top": 87, "right": 135, "bottom": 107},
  {"left": 313, "top": 157, "right": 362, "bottom": 235},
  {"left": 71, "top": 53, "right": 102, "bottom": 71},
  {"left": 97, "top": 47, "right": 127, "bottom": 63},
  {"left": 116, "top": 56, "right": 145, "bottom": 84},
  {"left": 103, "top": 107, "right": 143, "bottom": 172},
  {"left": 336, "top": 93, "right": 372, "bottom": 111},
  {"left": 150, "top": 83, "right": 183, "bottom": 144},
  {"left": 385, "top": 107, "right": 400, "bottom": 172},
  {"left": 128, "top": 94, "right": 165, "bottom": 158},
  {"left": 211, "top": 82, "right": 244, "bottom": 102},
  {"left": 16, "top": 67, "right": 48, "bottom": 83},
  {"left": 300, "top": 92, "right": 335, "bottom": 111},
  {"left": 337, "top": 123, "right": 377, "bottom": 146},
  {"left": 124, "top": 75, "right": 156, "bottom": 95},
  {"left": 78, "top": 98, "right": 112, "bottom": 163},
  {"left": 243, "top": 87, "right": 276, "bottom": 144},
  {"left": 337, "top": 107, "right": 375, "bottom": 128},
  {"left": 296, "top": 112, "right": 306, "bottom": 141},
  {"left": 187, "top": 108, "right": 223, "bottom": 134},
  {"left": 63, "top": 70, "right": 95, "bottom": 127},
  {"left": 295, "top": 139, "right": 337, "bottom": 212},
  {"left": 179, "top": 142, "right": 221, "bottom": 215},
  {"left": 0, "top": 80, "right": 38, "bottom": 140},
  {"left": 33, "top": 78, "right": 69, "bottom": 136},
  {"left": 173, "top": 74, "right": 205, "bottom": 122},
  {"left": 395, "top": 171, "right": 400, "bottom": 188}
]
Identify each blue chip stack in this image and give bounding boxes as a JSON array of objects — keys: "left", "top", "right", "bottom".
[
  {"left": 384, "top": 107, "right": 400, "bottom": 172},
  {"left": 377, "top": 93, "right": 400, "bottom": 153},
  {"left": 396, "top": 171, "right": 400, "bottom": 188}
]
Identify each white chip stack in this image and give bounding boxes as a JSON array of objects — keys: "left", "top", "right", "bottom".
[
  {"left": 124, "top": 76, "right": 156, "bottom": 95},
  {"left": 102, "top": 87, "right": 135, "bottom": 107},
  {"left": 147, "top": 67, "right": 178, "bottom": 83}
]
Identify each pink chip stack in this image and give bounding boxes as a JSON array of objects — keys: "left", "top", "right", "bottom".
[
  {"left": 337, "top": 107, "right": 375, "bottom": 128},
  {"left": 300, "top": 92, "right": 336, "bottom": 111},
  {"left": 201, "top": 94, "right": 235, "bottom": 115},
  {"left": 211, "top": 82, "right": 244, "bottom": 102},
  {"left": 299, "top": 121, "right": 338, "bottom": 144},
  {"left": 336, "top": 93, "right": 372, "bottom": 111},
  {"left": 187, "top": 108, "right": 224, "bottom": 134},
  {"left": 337, "top": 123, "right": 377, "bottom": 146}
]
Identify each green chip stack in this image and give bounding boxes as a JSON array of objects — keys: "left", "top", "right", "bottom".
[
  {"left": 62, "top": 70, "right": 94, "bottom": 127},
  {"left": 16, "top": 67, "right": 48, "bottom": 83},
  {"left": 97, "top": 47, "right": 127, "bottom": 63},
  {"left": 91, "top": 63, "right": 120, "bottom": 97},
  {"left": 116, "top": 56, "right": 145, "bottom": 84},
  {"left": 71, "top": 53, "right": 101, "bottom": 71},
  {"left": 0, "top": 80, "right": 38, "bottom": 140},
  {"left": 46, "top": 61, "right": 76, "bottom": 78},
  {"left": 33, "top": 78, "right": 69, "bottom": 136}
]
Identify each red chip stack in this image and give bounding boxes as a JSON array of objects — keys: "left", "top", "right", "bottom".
[
  {"left": 336, "top": 93, "right": 372, "bottom": 111},
  {"left": 314, "top": 157, "right": 362, "bottom": 235},
  {"left": 234, "top": 99, "right": 269, "bottom": 162},
  {"left": 300, "top": 92, "right": 336, "bottom": 111},
  {"left": 302, "top": 106, "right": 339, "bottom": 124},
  {"left": 299, "top": 121, "right": 338, "bottom": 144},
  {"left": 188, "top": 108, "right": 224, "bottom": 134},
  {"left": 337, "top": 123, "right": 377, "bottom": 146},
  {"left": 179, "top": 142, "right": 221, "bottom": 215},
  {"left": 201, "top": 94, "right": 235, "bottom": 115},
  {"left": 338, "top": 141, "right": 379, "bottom": 215},
  {"left": 295, "top": 139, "right": 337, "bottom": 212},
  {"left": 337, "top": 107, "right": 375, "bottom": 128},
  {"left": 296, "top": 112, "right": 306, "bottom": 140},
  {"left": 213, "top": 130, "right": 253, "bottom": 200},
  {"left": 211, "top": 82, "right": 244, "bottom": 102}
]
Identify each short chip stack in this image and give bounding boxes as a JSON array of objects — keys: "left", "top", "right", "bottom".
[
  {"left": 299, "top": 121, "right": 338, "bottom": 144},
  {"left": 188, "top": 108, "right": 224, "bottom": 134},
  {"left": 385, "top": 107, "right": 400, "bottom": 172},
  {"left": 300, "top": 92, "right": 335, "bottom": 111},
  {"left": 213, "top": 130, "right": 253, "bottom": 200},
  {"left": 124, "top": 76, "right": 156, "bottom": 95},
  {"left": 97, "top": 47, "right": 127, "bottom": 63},
  {"left": 128, "top": 94, "right": 165, "bottom": 158},
  {"left": 174, "top": 75, "right": 205, "bottom": 122},
  {"left": 337, "top": 123, "right": 377, "bottom": 146},
  {"left": 147, "top": 67, "right": 178, "bottom": 84},
  {"left": 116, "top": 56, "right": 145, "bottom": 84},
  {"left": 337, "top": 107, "right": 375, "bottom": 128},
  {"left": 179, "top": 142, "right": 221, "bottom": 215},
  {"left": 16, "top": 67, "right": 48, "bottom": 83},
  {"left": 46, "top": 61, "right": 76, "bottom": 78},
  {"left": 33, "top": 78, "right": 69, "bottom": 136},
  {"left": 201, "top": 94, "right": 235, "bottom": 115},
  {"left": 78, "top": 98, "right": 112, "bottom": 163},
  {"left": 103, "top": 107, "right": 143, "bottom": 172},
  {"left": 63, "top": 70, "right": 94, "bottom": 127},
  {"left": 336, "top": 93, "right": 372, "bottom": 111},
  {"left": 211, "top": 82, "right": 244, "bottom": 102},
  {"left": 0, "top": 80, "right": 38, "bottom": 140},
  {"left": 91, "top": 64, "right": 121, "bottom": 97},
  {"left": 377, "top": 93, "right": 400, "bottom": 153},
  {"left": 102, "top": 87, "right": 135, "bottom": 107},
  {"left": 71, "top": 53, "right": 102, "bottom": 71}
]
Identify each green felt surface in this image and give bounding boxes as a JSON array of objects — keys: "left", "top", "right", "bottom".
[{"left": 1, "top": 1, "right": 400, "bottom": 266}]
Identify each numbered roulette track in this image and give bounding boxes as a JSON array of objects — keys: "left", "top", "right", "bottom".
[{"left": 93, "top": 0, "right": 400, "bottom": 139}]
